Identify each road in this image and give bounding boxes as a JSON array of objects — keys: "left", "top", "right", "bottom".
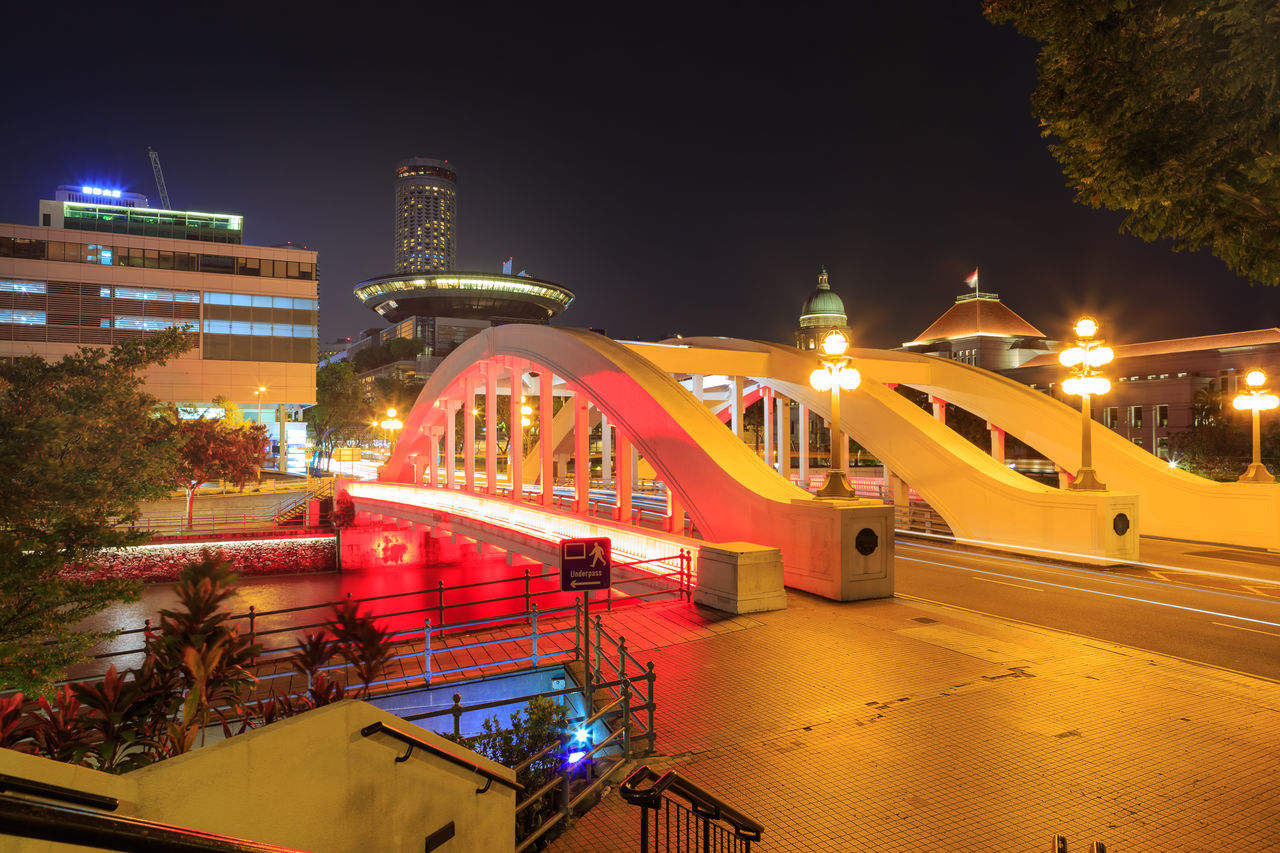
[{"left": 895, "top": 537, "right": 1280, "bottom": 681}]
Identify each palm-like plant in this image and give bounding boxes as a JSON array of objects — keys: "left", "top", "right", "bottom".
[{"left": 327, "top": 599, "right": 395, "bottom": 698}]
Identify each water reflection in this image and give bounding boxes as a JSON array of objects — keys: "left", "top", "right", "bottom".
[{"left": 68, "top": 550, "right": 586, "bottom": 682}]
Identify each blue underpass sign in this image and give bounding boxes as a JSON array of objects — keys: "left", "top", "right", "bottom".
[{"left": 560, "top": 537, "right": 611, "bottom": 591}]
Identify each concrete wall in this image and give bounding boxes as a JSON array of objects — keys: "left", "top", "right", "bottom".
[{"left": 1, "top": 701, "right": 516, "bottom": 853}]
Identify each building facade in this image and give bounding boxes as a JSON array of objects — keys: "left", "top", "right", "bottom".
[
  {"left": 1005, "top": 329, "right": 1280, "bottom": 460},
  {"left": 0, "top": 196, "right": 318, "bottom": 471},
  {"left": 394, "top": 158, "right": 457, "bottom": 274}
]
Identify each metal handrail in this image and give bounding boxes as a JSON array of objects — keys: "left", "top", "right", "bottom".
[
  {"left": 0, "top": 793, "right": 310, "bottom": 852},
  {"left": 0, "top": 774, "right": 118, "bottom": 812},
  {"left": 359, "top": 720, "right": 523, "bottom": 794},
  {"left": 620, "top": 765, "right": 764, "bottom": 841}
]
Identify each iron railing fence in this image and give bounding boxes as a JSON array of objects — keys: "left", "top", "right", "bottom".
[
  {"left": 59, "top": 556, "right": 689, "bottom": 692},
  {"left": 402, "top": 599, "right": 659, "bottom": 853},
  {"left": 620, "top": 765, "right": 764, "bottom": 853}
]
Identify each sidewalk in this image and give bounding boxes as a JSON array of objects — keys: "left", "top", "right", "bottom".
[{"left": 545, "top": 552, "right": 1280, "bottom": 851}]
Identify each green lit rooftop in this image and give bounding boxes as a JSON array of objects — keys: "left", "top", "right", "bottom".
[{"left": 60, "top": 202, "right": 244, "bottom": 244}]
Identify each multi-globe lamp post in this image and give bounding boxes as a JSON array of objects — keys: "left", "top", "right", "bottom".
[
  {"left": 808, "top": 329, "right": 861, "bottom": 499},
  {"left": 1059, "top": 317, "right": 1114, "bottom": 491},
  {"left": 380, "top": 407, "right": 404, "bottom": 448},
  {"left": 1232, "top": 370, "right": 1278, "bottom": 484}
]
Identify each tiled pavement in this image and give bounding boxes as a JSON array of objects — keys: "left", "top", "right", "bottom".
[{"left": 543, "top": 590, "right": 1280, "bottom": 852}]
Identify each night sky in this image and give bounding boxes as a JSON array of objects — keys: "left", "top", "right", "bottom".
[{"left": 5, "top": 4, "right": 1276, "bottom": 351}]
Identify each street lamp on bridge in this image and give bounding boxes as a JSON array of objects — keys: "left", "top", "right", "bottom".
[
  {"left": 380, "top": 407, "right": 404, "bottom": 448},
  {"left": 808, "top": 329, "right": 861, "bottom": 499},
  {"left": 1233, "top": 369, "right": 1278, "bottom": 484},
  {"left": 1059, "top": 316, "right": 1113, "bottom": 491}
]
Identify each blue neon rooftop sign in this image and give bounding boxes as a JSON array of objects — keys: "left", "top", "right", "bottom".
[{"left": 80, "top": 186, "right": 122, "bottom": 199}]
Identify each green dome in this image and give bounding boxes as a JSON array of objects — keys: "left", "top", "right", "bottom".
[{"left": 799, "top": 267, "right": 847, "bottom": 328}]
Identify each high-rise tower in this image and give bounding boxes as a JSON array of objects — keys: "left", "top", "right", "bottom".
[{"left": 394, "top": 157, "right": 457, "bottom": 273}]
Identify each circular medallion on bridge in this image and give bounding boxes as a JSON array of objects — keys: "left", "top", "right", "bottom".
[
  {"left": 855, "top": 527, "right": 878, "bottom": 556},
  {"left": 1113, "top": 513, "right": 1131, "bottom": 536}
]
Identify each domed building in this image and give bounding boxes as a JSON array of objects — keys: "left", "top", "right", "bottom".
[{"left": 796, "top": 267, "right": 852, "bottom": 350}]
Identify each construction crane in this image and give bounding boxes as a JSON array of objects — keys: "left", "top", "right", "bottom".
[{"left": 147, "top": 147, "right": 172, "bottom": 209}]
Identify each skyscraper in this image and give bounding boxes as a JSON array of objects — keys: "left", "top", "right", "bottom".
[{"left": 394, "top": 157, "right": 457, "bottom": 273}]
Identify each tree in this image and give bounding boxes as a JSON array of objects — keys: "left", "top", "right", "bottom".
[
  {"left": 0, "top": 329, "right": 192, "bottom": 695},
  {"left": 985, "top": 0, "right": 1280, "bottom": 285},
  {"left": 1170, "top": 385, "right": 1280, "bottom": 479},
  {"left": 169, "top": 414, "right": 268, "bottom": 528},
  {"left": 307, "top": 361, "right": 370, "bottom": 468}
]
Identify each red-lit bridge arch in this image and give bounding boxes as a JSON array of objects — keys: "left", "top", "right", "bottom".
[{"left": 344, "top": 325, "right": 1164, "bottom": 606}]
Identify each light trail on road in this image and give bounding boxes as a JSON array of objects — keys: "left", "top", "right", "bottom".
[{"left": 894, "top": 538, "right": 1280, "bottom": 681}]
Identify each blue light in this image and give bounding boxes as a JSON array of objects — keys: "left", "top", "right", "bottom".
[
  {"left": 111, "top": 189, "right": 121, "bottom": 198},
  {"left": 574, "top": 728, "right": 589, "bottom": 744},
  {"left": 568, "top": 751, "right": 586, "bottom": 764},
  {"left": 81, "top": 185, "right": 91, "bottom": 193}
]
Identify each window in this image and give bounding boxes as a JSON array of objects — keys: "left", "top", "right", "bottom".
[
  {"left": 1156, "top": 405, "right": 1169, "bottom": 428},
  {"left": 0, "top": 280, "right": 47, "bottom": 294},
  {"left": 1132, "top": 437, "right": 1144, "bottom": 447},
  {"left": 1103, "top": 407, "right": 1119, "bottom": 429},
  {"left": 1130, "top": 406, "right": 1144, "bottom": 428},
  {"left": 1157, "top": 436, "right": 1170, "bottom": 458},
  {"left": 0, "top": 309, "right": 46, "bottom": 324}
]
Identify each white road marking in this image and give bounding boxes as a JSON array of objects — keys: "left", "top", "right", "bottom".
[{"left": 972, "top": 576, "right": 1043, "bottom": 592}]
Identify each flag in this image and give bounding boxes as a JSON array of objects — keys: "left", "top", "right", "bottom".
[{"left": 964, "top": 268, "right": 979, "bottom": 289}]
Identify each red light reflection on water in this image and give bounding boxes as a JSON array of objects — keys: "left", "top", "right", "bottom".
[{"left": 71, "top": 545, "right": 591, "bottom": 679}]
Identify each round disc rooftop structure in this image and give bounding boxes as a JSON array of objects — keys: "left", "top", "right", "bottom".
[{"left": 354, "top": 271, "right": 575, "bottom": 324}]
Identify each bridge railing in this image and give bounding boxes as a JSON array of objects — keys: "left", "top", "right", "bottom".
[{"left": 64, "top": 557, "right": 688, "bottom": 690}]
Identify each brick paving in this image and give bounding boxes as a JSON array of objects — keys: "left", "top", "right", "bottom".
[{"left": 546, "top": 591, "right": 1280, "bottom": 852}]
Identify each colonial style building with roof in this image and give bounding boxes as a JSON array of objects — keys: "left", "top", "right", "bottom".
[
  {"left": 1005, "top": 328, "right": 1280, "bottom": 460},
  {"left": 901, "top": 289, "right": 1053, "bottom": 371}
]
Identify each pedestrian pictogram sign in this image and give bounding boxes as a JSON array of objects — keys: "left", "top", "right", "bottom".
[{"left": 560, "top": 537, "right": 611, "bottom": 591}]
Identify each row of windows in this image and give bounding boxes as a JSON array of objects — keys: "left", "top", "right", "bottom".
[
  {"left": 0, "top": 311, "right": 198, "bottom": 332},
  {"left": 1, "top": 281, "right": 316, "bottom": 313},
  {"left": 0, "top": 237, "right": 316, "bottom": 281},
  {"left": 1101, "top": 405, "right": 1170, "bottom": 429},
  {"left": 202, "top": 320, "right": 315, "bottom": 338}
]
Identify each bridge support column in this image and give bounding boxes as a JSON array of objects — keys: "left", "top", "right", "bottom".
[
  {"left": 615, "top": 431, "right": 632, "bottom": 522},
  {"left": 445, "top": 402, "right": 458, "bottom": 489},
  {"left": 600, "top": 413, "right": 613, "bottom": 487},
  {"left": 798, "top": 404, "right": 810, "bottom": 486},
  {"left": 731, "top": 376, "right": 745, "bottom": 439},
  {"left": 988, "top": 423, "right": 1006, "bottom": 465},
  {"left": 539, "top": 371, "right": 554, "bottom": 507},
  {"left": 463, "top": 378, "right": 476, "bottom": 492},
  {"left": 777, "top": 395, "right": 791, "bottom": 480},
  {"left": 665, "top": 491, "right": 684, "bottom": 534},
  {"left": 574, "top": 394, "right": 590, "bottom": 514},
  {"left": 509, "top": 363, "right": 524, "bottom": 503},
  {"left": 762, "top": 386, "right": 774, "bottom": 469},
  {"left": 485, "top": 366, "right": 498, "bottom": 495}
]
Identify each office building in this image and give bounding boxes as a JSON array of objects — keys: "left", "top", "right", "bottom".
[
  {"left": 395, "top": 158, "right": 457, "bottom": 274},
  {"left": 0, "top": 190, "right": 318, "bottom": 472}
]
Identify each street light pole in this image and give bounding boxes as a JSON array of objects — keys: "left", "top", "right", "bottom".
[
  {"left": 1234, "top": 370, "right": 1278, "bottom": 483},
  {"left": 808, "top": 330, "right": 861, "bottom": 499},
  {"left": 254, "top": 386, "right": 266, "bottom": 424},
  {"left": 1059, "top": 317, "right": 1113, "bottom": 491}
]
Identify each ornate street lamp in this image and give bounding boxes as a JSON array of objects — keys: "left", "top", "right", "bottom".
[
  {"left": 1233, "top": 369, "right": 1278, "bottom": 484},
  {"left": 380, "top": 407, "right": 404, "bottom": 446},
  {"left": 808, "top": 330, "right": 861, "bottom": 499},
  {"left": 1059, "top": 317, "right": 1114, "bottom": 491}
]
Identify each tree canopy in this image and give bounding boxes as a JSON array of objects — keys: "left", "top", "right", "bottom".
[
  {"left": 168, "top": 413, "right": 268, "bottom": 527},
  {"left": 307, "top": 361, "right": 370, "bottom": 466},
  {"left": 0, "top": 329, "right": 192, "bottom": 694},
  {"left": 985, "top": 0, "right": 1280, "bottom": 284}
]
